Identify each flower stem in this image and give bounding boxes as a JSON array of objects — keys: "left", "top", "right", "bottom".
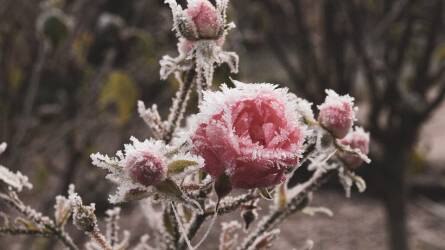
[
  {"left": 164, "top": 67, "right": 196, "bottom": 143},
  {"left": 239, "top": 167, "right": 335, "bottom": 250}
]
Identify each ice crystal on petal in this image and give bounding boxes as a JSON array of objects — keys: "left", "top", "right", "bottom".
[
  {"left": 318, "top": 89, "right": 357, "bottom": 139},
  {"left": 191, "top": 81, "right": 307, "bottom": 189}
]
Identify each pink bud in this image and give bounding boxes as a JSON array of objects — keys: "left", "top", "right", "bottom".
[
  {"left": 338, "top": 127, "right": 370, "bottom": 169},
  {"left": 191, "top": 81, "right": 306, "bottom": 189},
  {"left": 125, "top": 150, "right": 167, "bottom": 187},
  {"left": 185, "top": 0, "right": 223, "bottom": 40},
  {"left": 318, "top": 89, "right": 356, "bottom": 139}
]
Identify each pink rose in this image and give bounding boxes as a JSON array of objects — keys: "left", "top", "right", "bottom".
[
  {"left": 318, "top": 89, "right": 356, "bottom": 139},
  {"left": 191, "top": 81, "right": 306, "bottom": 189},
  {"left": 338, "top": 127, "right": 370, "bottom": 169}
]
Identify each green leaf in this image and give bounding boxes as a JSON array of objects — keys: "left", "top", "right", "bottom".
[
  {"left": 123, "top": 188, "right": 151, "bottom": 202},
  {"left": 155, "top": 179, "right": 184, "bottom": 200},
  {"left": 167, "top": 160, "right": 198, "bottom": 175}
]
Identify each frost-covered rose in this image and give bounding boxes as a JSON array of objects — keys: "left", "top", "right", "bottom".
[
  {"left": 122, "top": 139, "right": 168, "bottom": 186},
  {"left": 91, "top": 137, "right": 204, "bottom": 203},
  {"left": 185, "top": 0, "right": 223, "bottom": 39},
  {"left": 191, "top": 81, "right": 306, "bottom": 189},
  {"left": 338, "top": 127, "right": 370, "bottom": 169},
  {"left": 318, "top": 89, "right": 356, "bottom": 139}
]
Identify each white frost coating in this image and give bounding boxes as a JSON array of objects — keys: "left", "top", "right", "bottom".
[
  {"left": 318, "top": 89, "right": 357, "bottom": 121},
  {"left": 161, "top": 0, "right": 238, "bottom": 92},
  {"left": 137, "top": 101, "right": 165, "bottom": 138},
  {"left": 0, "top": 142, "right": 6, "bottom": 155},
  {"left": 91, "top": 137, "right": 166, "bottom": 203},
  {"left": 0, "top": 143, "right": 33, "bottom": 192},
  {"left": 0, "top": 165, "right": 33, "bottom": 192},
  {"left": 189, "top": 80, "right": 309, "bottom": 159},
  {"left": 168, "top": 152, "right": 205, "bottom": 179}
]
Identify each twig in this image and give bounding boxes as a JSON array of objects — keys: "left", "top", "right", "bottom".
[
  {"left": 0, "top": 192, "right": 78, "bottom": 250},
  {"left": 164, "top": 68, "right": 196, "bottom": 143},
  {"left": 239, "top": 167, "right": 334, "bottom": 250}
]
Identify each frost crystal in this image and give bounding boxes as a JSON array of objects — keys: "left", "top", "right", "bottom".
[
  {"left": 0, "top": 143, "right": 33, "bottom": 192},
  {"left": 318, "top": 89, "right": 357, "bottom": 139}
]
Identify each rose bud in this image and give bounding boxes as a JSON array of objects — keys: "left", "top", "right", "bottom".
[
  {"left": 122, "top": 139, "right": 168, "bottom": 186},
  {"left": 338, "top": 127, "right": 370, "bottom": 169},
  {"left": 176, "top": 0, "right": 224, "bottom": 41},
  {"left": 318, "top": 89, "right": 356, "bottom": 139}
]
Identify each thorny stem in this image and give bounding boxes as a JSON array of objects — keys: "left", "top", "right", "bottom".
[
  {"left": 176, "top": 193, "right": 258, "bottom": 250},
  {"left": 239, "top": 167, "right": 335, "bottom": 250},
  {"left": 164, "top": 67, "right": 196, "bottom": 143}
]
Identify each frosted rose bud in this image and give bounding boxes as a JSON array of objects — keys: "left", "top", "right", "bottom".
[
  {"left": 122, "top": 139, "right": 168, "bottom": 186},
  {"left": 180, "top": 0, "right": 223, "bottom": 40},
  {"left": 338, "top": 127, "right": 370, "bottom": 169},
  {"left": 192, "top": 81, "right": 306, "bottom": 189},
  {"left": 318, "top": 89, "right": 356, "bottom": 139}
]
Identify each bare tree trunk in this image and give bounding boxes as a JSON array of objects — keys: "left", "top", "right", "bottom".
[{"left": 382, "top": 152, "right": 409, "bottom": 250}]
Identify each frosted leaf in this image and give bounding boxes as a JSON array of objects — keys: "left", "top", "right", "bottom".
[
  {"left": 337, "top": 167, "right": 366, "bottom": 197},
  {"left": 164, "top": 0, "right": 185, "bottom": 38},
  {"left": 54, "top": 195, "right": 72, "bottom": 227},
  {"left": 167, "top": 152, "right": 204, "bottom": 179},
  {"left": 0, "top": 165, "right": 33, "bottom": 192},
  {"left": 219, "top": 51, "right": 239, "bottom": 73},
  {"left": 138, "top": 101, "right": 165, "bottom": 139},
  {"left": 294, "top": 97, "right": 315, "bottom": 123}
]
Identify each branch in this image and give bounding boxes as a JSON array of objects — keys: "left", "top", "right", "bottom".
[
  {"left": 239, "top": 167, "right": 334, "bottom": 250},
  {"left": 164, "top": 68, "right": 196, "bottom": 143}
]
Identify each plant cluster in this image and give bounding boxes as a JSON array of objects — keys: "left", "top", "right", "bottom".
[{"left": 0, "top": 1, "right": 371, "bottom": 249}]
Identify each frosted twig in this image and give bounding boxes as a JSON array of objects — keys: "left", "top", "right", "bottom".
[
  {"left": 164, "top": 67, "right": 196, "bottom": 143},
  {"left": 239, "top": 167, "right": 334, "bottom": 250}
]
